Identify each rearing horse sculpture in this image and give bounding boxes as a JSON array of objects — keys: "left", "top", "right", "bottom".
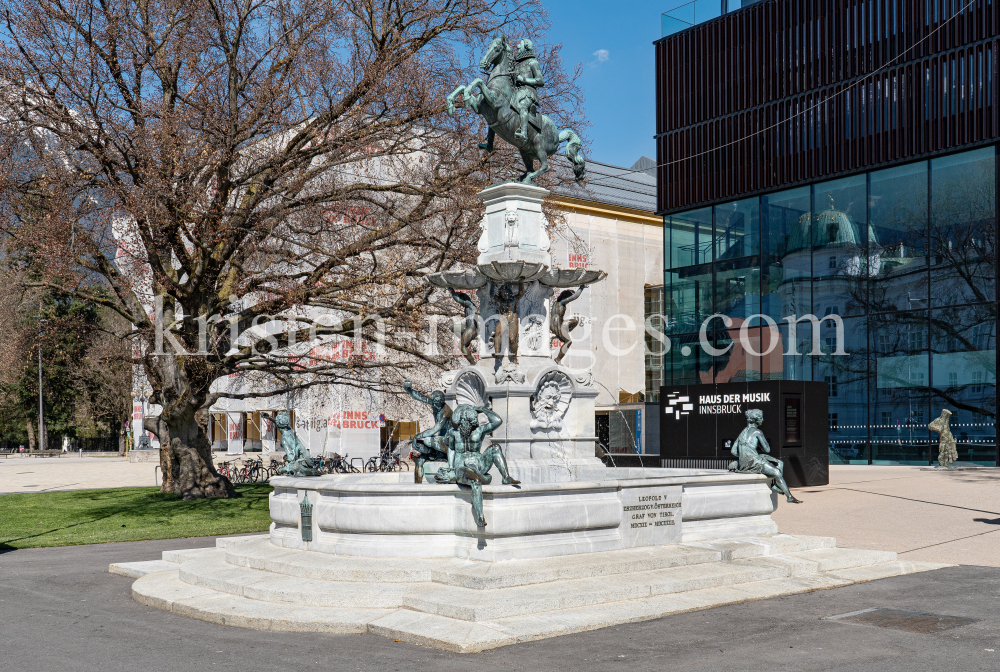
[{"left": 446, "top": 36, "right": 586, "bottom": 185}]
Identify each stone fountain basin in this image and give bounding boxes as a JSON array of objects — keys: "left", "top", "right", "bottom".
[{"left": 268, "top": 469, "right": 778, "bottom": 561}]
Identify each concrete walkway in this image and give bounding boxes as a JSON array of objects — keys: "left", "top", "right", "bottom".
[
  {"left": 775, "top": 465, "right": 1000, "bottom": 568},
  {"left": 0, "top": 455, "right": 160, "bottom": 493}
]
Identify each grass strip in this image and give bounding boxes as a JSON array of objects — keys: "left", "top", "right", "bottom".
[{"left": 0, "top": 484, "right": 272, "bottom": 550}]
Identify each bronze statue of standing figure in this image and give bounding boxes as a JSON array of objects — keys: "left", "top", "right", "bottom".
[
  {"left": 728, "top": 409, "right": 802, "bottom": 503},
  {"left": 449, "top": 288, "right": 479, "bottom": 365},
  {"left": 929, "top": 409, "right": 958, "bottom": 468},
  {"left": 491, "top": 281, "right": 525, "bottom": 363},
  {"left": 549, "top": 285, "right": 584, "bottom": 364}
]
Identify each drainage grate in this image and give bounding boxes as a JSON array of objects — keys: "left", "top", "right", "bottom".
[{"left": 824, "top": 608, "right": 980, "bottom": 634}]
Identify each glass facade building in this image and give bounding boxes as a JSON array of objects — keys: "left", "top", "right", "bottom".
[{"left": 654, "top": 1, "right": 1000, "bottom": 465}]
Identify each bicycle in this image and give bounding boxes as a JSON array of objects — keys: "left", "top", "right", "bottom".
[
  {"left": 217, "top": 460, "right": 235, "bottom": 480},
  {"left": 238, "top": 458, "right": 265, "bottom": 483}
]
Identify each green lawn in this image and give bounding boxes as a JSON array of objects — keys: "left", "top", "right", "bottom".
[{"left": 0, "top": 484, "right": 272, "bottom": 550}]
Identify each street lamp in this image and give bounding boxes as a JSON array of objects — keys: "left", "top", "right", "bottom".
[{"left": 37, "top": 316, "right": 47, "bottom": 453}]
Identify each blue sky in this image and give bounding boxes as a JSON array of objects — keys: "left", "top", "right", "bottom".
[{"left": 543, "top": 0, "right": 666, "bottom": 169}]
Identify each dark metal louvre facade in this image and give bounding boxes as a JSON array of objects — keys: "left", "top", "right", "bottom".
[{"left": 655, "top": 0, "right": 1000, "bottom": 215}]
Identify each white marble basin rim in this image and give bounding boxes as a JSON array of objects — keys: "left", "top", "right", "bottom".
[{"left": 269, "top": 470, "right": 770, "bottom": 494}]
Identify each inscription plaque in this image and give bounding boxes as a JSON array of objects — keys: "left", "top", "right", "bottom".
[{"left": 620, "top": 484, "right": 682, "bottom": 548}]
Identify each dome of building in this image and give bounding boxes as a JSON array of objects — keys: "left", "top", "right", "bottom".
[{"left": 785, "top": 194, "right": 879, "bottom": 252}]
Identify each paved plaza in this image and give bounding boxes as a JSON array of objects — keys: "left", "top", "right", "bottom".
[
  {"left": 0, "top": 536, "right": 996, "bottom": 671},
  {"left": 1, "top": 462, "right": 998, "bottom": 668},
  {"left": 0, "top": 455, "right": 160, "bottom": 494},
  {"left": 772, "top": 466, "right": 1000, "bottom": 568}
]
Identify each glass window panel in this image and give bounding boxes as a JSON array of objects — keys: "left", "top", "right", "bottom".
[
  {"left": 666, "top": 333, "right": 713, "bottom": 385},
  {"left": 931, "top": 304, "right": 997, "bottom": 464},
  {"left": 869, "top": 161, "right": 929, "bottom": 312},
  {"left": 668, "top": 264, "right": 712, "bottom": 335},
  {"left": 714, "top": 260, "right": 760, "bottom": 322},
  {"left": 762, "top": 187, "right": 811, "bottom": 325},
  {"left": 714, "top": 197, "right": 760, "bottom": 261},
  {"left": 712, "top": 329, "right": 756, "bottom": 384},
  {"left": 930, "top": 147, "right": 996, "bottom": 306},
  {"left": 870, "top": 310, "right": 931, "bottom": 464},
  {"left": 813, "top": 175, "right": 869, "bottom": 317},
  {"left": 815, "top": 316, "right": 870, "bottom": 464},
  {"left": 668, "top": 207, "right": 713, "bottom": 269},
  {"left": 774, "top": 317, "right": 814, "bottom": 382}
]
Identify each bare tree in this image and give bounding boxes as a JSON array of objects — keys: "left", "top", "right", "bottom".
[{"left": 0, "top": 0, "right": 583, "bottom": 497}]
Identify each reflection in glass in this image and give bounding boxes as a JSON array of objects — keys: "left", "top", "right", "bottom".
[
  {"left": 714, "top": 198, "right": 760, "bottom": 260},
  {"left": 812, "top": 175, "right": 869, "bottom": 317},
  {"left": 870, "top": 311, "right": 931, "bottom": 464},
  {"left": 816, "top": 317, "right": 869, "bottom": 463},
  {"left": 930, "top": 147, "right": 996, "bottom": 307},
  {"left": 669, "top": 264, "right": 712, "bottom": 335},
  {"left": 665, "top": 333, "right": 713, "bottom": 385},
  {"left": 762, "top": 187, "right": 811, "bottom": 326},
  {"left": 715, "top": 260, "right": 760, "bottom": 321},
  {"left": 663, "top": 146, "right": 998, "bottom": 465},
  {"left": 930, "top": 305, "right": 997, "bottom": 464},
  {"left": 668, "top": 207, "right": 712, "bottom": 268},
  {"left": 869, "top": 161, "right": 929, "bottom": 312}
]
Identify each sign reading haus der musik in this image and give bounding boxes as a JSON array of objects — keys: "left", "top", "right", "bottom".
[
  {"left": 658, "top": 381, "right": 830, "bottom": 488},
  {"left": 691, "top": 391, "right": 773, "bottom": 416}
]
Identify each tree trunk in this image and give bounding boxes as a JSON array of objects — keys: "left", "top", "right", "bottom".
[
  {"left": 26, "top": 420, "right": 36, "bottom": 452},
  {"left": 147, "top": 407, "right": 234, "bottom": 499}
]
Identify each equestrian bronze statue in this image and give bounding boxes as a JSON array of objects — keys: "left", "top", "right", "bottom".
[{"left": 447, "top": 36, "right": 586, "bottom": 185}]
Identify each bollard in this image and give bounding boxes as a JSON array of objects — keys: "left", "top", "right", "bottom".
[{"left": 299, "top": 496, "right": 313, "bottom": 542}]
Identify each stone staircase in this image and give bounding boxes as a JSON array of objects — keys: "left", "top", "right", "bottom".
[{"left": 111, "top": 534, "right": 949, "bottom": 652}]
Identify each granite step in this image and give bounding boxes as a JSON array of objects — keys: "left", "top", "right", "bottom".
[
  {"left": 171, "top": 544, "right": 893, "bottom": 621},
  {"left": 131, "top": 570, "right": 394, "bottom": 633},
  {"left": 176, "top": 552, "right": 416, "bottom": 608},
  {"left": 398, "top": 547, "right": 891, "bottom": 622},
  {"left": 217, "top": 534, "right": 836, "bottom": 589},
  {"left": 128, "top": 559, "right": 951, "bottom": 652}
]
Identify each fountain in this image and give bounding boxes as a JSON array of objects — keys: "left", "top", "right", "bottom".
[
  {"left": 109, "top": 36, "right": 946, "bottom": 651},
  {"left": 111, "top": 183, "right": 946, "bottom": 652}
]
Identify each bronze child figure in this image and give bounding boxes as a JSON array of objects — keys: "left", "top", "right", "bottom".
[{"left": 728, "top": 409, "right": 802, "bottom": 503}]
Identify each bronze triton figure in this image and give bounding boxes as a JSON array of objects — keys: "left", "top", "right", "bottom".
[
  {"left": 446, "top": 35, "right": 586, "bottom": 184},
  {"left": 433, "top": 405, "right": 519, "bottom": 527},
  {"left": 403, "top": 380, "right": 451, "bottom": 483},
  {"left": 728, "top": 409, "right": 802, "bottom": 503}
]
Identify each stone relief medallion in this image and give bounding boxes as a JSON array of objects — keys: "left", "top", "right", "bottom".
[
  {"left": 524, "top": 315, "right": 546, "bottom": 351},
  {"left": 573, "top": 370, "right": 594, "bottom": 387},
  {"left": 455, "top": 371, "right": 489, "bottom": 408},
  {"left": 439, "top": 372, "right": 457, "bottom": 388},
  {"left": 530, "top": 370, "right": 573, "bottom": 431},
  {"left": 495, "top": 362, "right": 526, "bottom": 385}
]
